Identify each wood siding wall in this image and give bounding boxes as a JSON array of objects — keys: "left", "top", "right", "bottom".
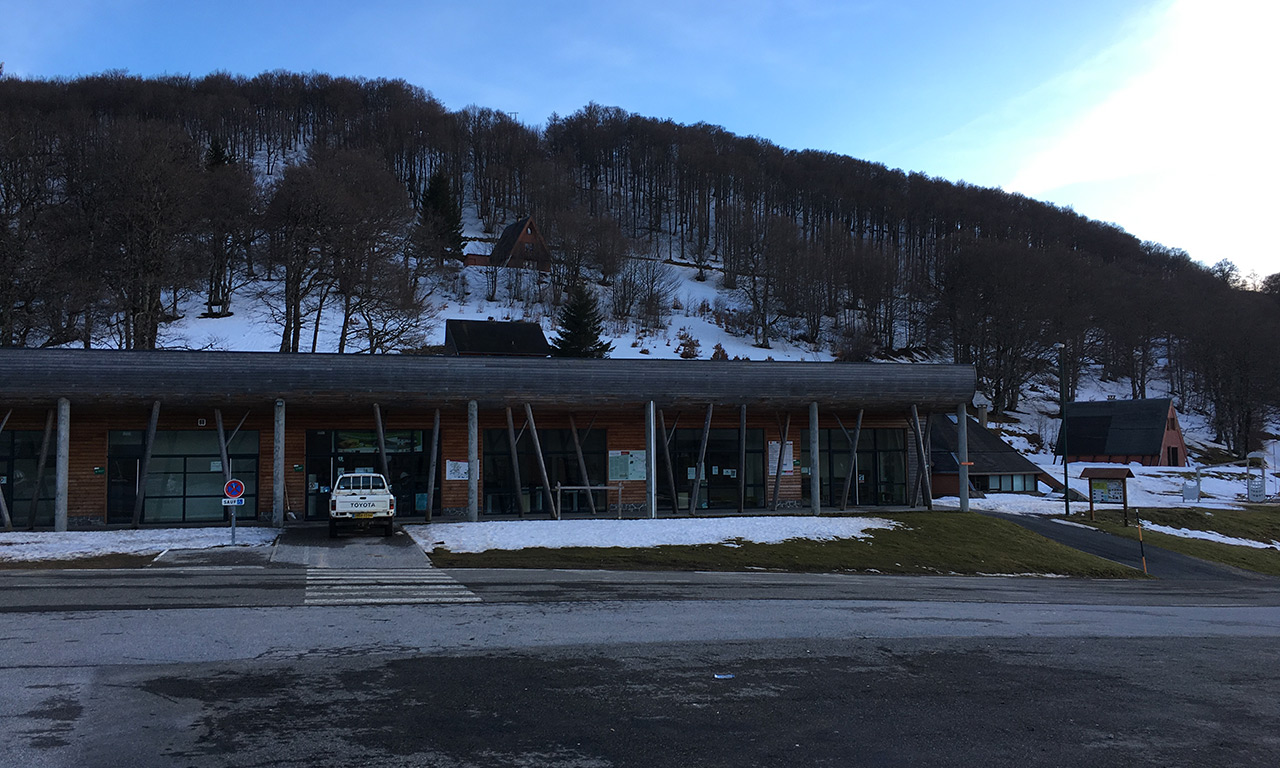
[{"left": 2, "top": 400, "right": 934, "bottom": 526}]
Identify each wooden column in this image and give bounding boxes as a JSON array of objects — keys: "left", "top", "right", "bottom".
[
  {"left": 834, "top": 407, "right": 865, "bottom": 509},
  {"left": 523, "top": 403, "right": 557, "bottom": 518},
  {"left": 909, "top": 405, "right": 932, "bottom": 509},
  {"left": 809, "top": 402, "right": 821, "bottom": 516},
  {"left": 467, "top": 400, "right": 479, "bottom": 522},
  {"left": 132, "top": 400, "right": 162, "bottom": 528},
  {"left": 214, "top": 409, "right": 233, "bottom": 485},
  {"left": 505, "top": 407, "right": 528, "bottom": 516},
  {"left": 0, "top": 410, "right": 12, "bottom": 531},
  {"left": 957, "top": 403, "right": 970, "bottom": 513},
  {"left": 645, "top": 402, "right": 657, "bottom": 519},
  {"left": 273, "top": 398, "right": 285, "bottom": 527},
  {"left": 55, "top": 398, "right": 69, "bottom": 532},
  {"left": 425, "top": 409, "right": 440, "bottom": 521},
  {"left": 738, "top": 405, "right": 747, "bottom": 514},
  {"left": 658, "top": 410, "right": 680, "bottom": 515},
  {"left": 568, "top": 413, "right": 597, "bottom": 515},
  {"left": 689, "top": 404, "right": 713, "bottom": 515},
  {"left": 373, "top": 403, "right": 390, "bottom": 480},
  {"left": 770, "top": 413, "right": 791, "bottom": 511},
  {"left": 26, "top": 409, "right": 54, "bottom": 529}
]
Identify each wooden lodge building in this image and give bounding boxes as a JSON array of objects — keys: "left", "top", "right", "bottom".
[{"left": 0, "top": 349, "right": 975, "bottom": 530}]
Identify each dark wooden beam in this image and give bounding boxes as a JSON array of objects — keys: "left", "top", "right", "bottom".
[
  {"left": 738, "top": 404, "right": 746, "bottom": 514},
  {"left": 568, "top": 413, "right": 598, "bottom": 515},
  {"left": 658, "top": 410, "right": 680, "bottom": 515},
  {"left": 0, "top": 410, "right": 12, "bottom": 531},
  {"left": 770, "top": 413, "right": 791, "bottom": 511},
  {"left": 524, "top": 404, "right": 558, "bottom": 518},
  {"left": 373, "top": 403, "right": 391, "bottom": 480},
  {"left": 505, "top": 406, "right": 529, "bottom": 517},
  {"left": 26, "top": 409, "right": 54, "bottom": 529},
  {"left": 132, "top": 400, "right": 161, "bottom": 528},
  {"left": 689, "top": 404, "right": 713, "bottom": 515},
  {"left": 425, "top": 409, "right": 440, "bottom": 521}
]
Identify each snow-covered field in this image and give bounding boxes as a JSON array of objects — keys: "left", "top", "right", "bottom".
[
  {"left": 0, "top": 528, "right": 278, "bottom": 562},
  {"left": 937, "top": 461, "right": 1271, "bottom": 516},
  {"left": 406, "top": 516, "right": 897, "bottom": 554}
]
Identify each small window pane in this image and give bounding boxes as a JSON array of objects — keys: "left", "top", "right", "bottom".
[
  {"left": 145, "top": 497, "right": 184, "bottom": 522},
  {"left": 186, "top": 472, "right": 225, "bottom": 496}
]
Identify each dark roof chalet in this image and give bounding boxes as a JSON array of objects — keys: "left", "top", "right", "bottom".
[
  {"left": 488, "top": 216, "right": 550, "bottom": 269},
  {"left": 931, "top": 415, "right": 1042, "bottom": 475},
  {"left": 0, "top": 349, "right": 976, "bottom": 412},
  {"left": 444, "top": 319, "right": 551, "bottom": 357},
  {"left": 1058, "top": 398, "right": 1173, "bottom": 457}
]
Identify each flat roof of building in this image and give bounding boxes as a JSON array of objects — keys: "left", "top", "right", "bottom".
[{"left": 0, "top": 349, "right": 976, "bottom": 411}]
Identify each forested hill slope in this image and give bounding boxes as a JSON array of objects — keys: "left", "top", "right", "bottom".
[{"left": 0, "top": 71, "right": 1276, "bottom": 454}]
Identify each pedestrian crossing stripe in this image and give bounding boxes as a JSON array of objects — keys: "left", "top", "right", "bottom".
[{"left": 304, "top": 567, "right": 481, "bottom": 605}]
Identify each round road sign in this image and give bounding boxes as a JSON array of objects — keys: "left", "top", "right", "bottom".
[{"left": 224, "top": 478, "right": 246, "bottom": 499}]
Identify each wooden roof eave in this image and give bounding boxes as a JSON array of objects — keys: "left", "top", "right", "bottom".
[{"left": 0, "top": 349, "right": 976, "bottom": 413}]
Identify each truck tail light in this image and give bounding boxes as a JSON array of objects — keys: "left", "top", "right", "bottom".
[
  {"left": 389, "top": 498, "right": 396, "bottom": 513},
  {"left": 329, "top": 499, "right": 336, "bottom": 512}
]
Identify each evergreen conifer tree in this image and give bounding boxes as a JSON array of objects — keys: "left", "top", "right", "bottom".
[
  {"left": 551, "top": 283, "right": 613, "bottom": 358},
  {"left": 412, "top": 168, "right": 464, "bottom": 268}
]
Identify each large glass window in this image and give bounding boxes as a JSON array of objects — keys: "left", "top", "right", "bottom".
[
  {"left": 107, "top": 430, "right": 259, "bottom": 524},
  {"left": 0, "top": 430, "right": 56, "bottom": 527},
  {"left": 483, "top": 428, "right": 608, "bottom": 516},
  {"left": 801, "top": 427, "right": 908, "bottom": 506},
  {"left": 305, "top": 430, "right": 436, "bottom": 520},
  {"left": 658, "top": 428, "right": 765, "bottom": 511}
]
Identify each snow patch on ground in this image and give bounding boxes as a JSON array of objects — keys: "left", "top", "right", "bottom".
[
  {"left": 1143, "top": 524, "right": 1280, "bottom": 550},
  {"left": 0, "top": 528, "right": 279, "bottom": 562},
  {"left": 406, "top": 516, "right": 898, "bottom": 554}
]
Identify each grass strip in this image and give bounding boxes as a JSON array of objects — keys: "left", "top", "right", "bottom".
[
  {"left": 1083, "top": 514, "right": 1280, "bottom": 577},
  {"left": 429, "top": 512, "right": 1142, "bottom": 578}
]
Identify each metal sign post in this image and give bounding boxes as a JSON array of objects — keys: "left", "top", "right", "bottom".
[{"left": 223, "top": 478, "right": 246, "bottom": 545}]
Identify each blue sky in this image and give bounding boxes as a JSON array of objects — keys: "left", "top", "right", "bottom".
[{"left": 4, "top": 0, "right": 1276, "bottom": 276}]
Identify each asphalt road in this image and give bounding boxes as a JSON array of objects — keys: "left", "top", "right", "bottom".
[{"left": 2, "top": 527, "right": 1279, "bottom": 767}]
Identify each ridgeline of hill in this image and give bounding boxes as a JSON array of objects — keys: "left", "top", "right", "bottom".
[{"left": 0, "top": 71, "right": 1276, "bottom": 454}]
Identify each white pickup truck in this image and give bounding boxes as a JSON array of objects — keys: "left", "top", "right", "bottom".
[{"left": 328, "top": 472, "right": 396, "bottom": 538}]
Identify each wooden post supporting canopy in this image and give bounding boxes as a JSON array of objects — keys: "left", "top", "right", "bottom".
[
  {"left": 689, "top": 404, "right": 713, "bottom": 515},
  {"left": 373, "top": 403, "right": 391, "bottom": 480},
  {"left": 568, "top": 413, "right": 598, "bottom": 515},
  {"left": 646, "top": 402, "right": 658, "bottom": 519},
  {"left": 214, "top": 409, "right": 233, "bottom": 485},
  {"left": 809, "top": 401, "right": 820, "bottom": 516},
  {"left": 658, "top": 410, "right": 680, "bottom": 515},
  {"left": 0, "top": 410, "right": 12, "bottom": 531},
  {"left": 738, "top": 405, "right": 747, "bottom": 514},
  {"left": 524, "top": 403, "right": 558, "bottom": 519},
  {"left": 273, "top": 398, "right": 285, "bottom": 527},
  {"left": 55, "top": 398, "right": 69, "bottom": 532},
  {"left": 425, "top": 409, "right": 440, "bottom": 521},
  {"left": 909, "top": 405, "right": 933, "bottom": 509},
  {"left": 957, "top": 403, "right": 970, "bottom": 513},
  {"left": 505, "top": 407, "right": 528, "bottom": 516},
  {"left": 132, "top": 400, "right": 162, "bottom": 529},
  {"left": 467, "top": 400, "right": 478, "bottom": 522},
  {"left": 835, "top": 410, "right": 863, "bottom": 510},
  {"left": 770, "top": 413, "right": 791, "bottom": 511},
  {"left": 26, "top": 409, "right": 54, "bottom": 529}
]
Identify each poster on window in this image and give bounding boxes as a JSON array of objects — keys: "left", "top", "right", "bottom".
[
  {"left": 767, "top": 441, "right": 794, "bottom": 475},
  {"left": 608, "top": 450, "right": 647, "bottom": 481}
]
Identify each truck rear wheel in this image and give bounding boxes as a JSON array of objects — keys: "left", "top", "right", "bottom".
[
  {"left": 383, "top": 521, "right": 395, "bottom": 537},
  {"left": 328, "top": 519, "right": 338, "bottom": 539}
]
